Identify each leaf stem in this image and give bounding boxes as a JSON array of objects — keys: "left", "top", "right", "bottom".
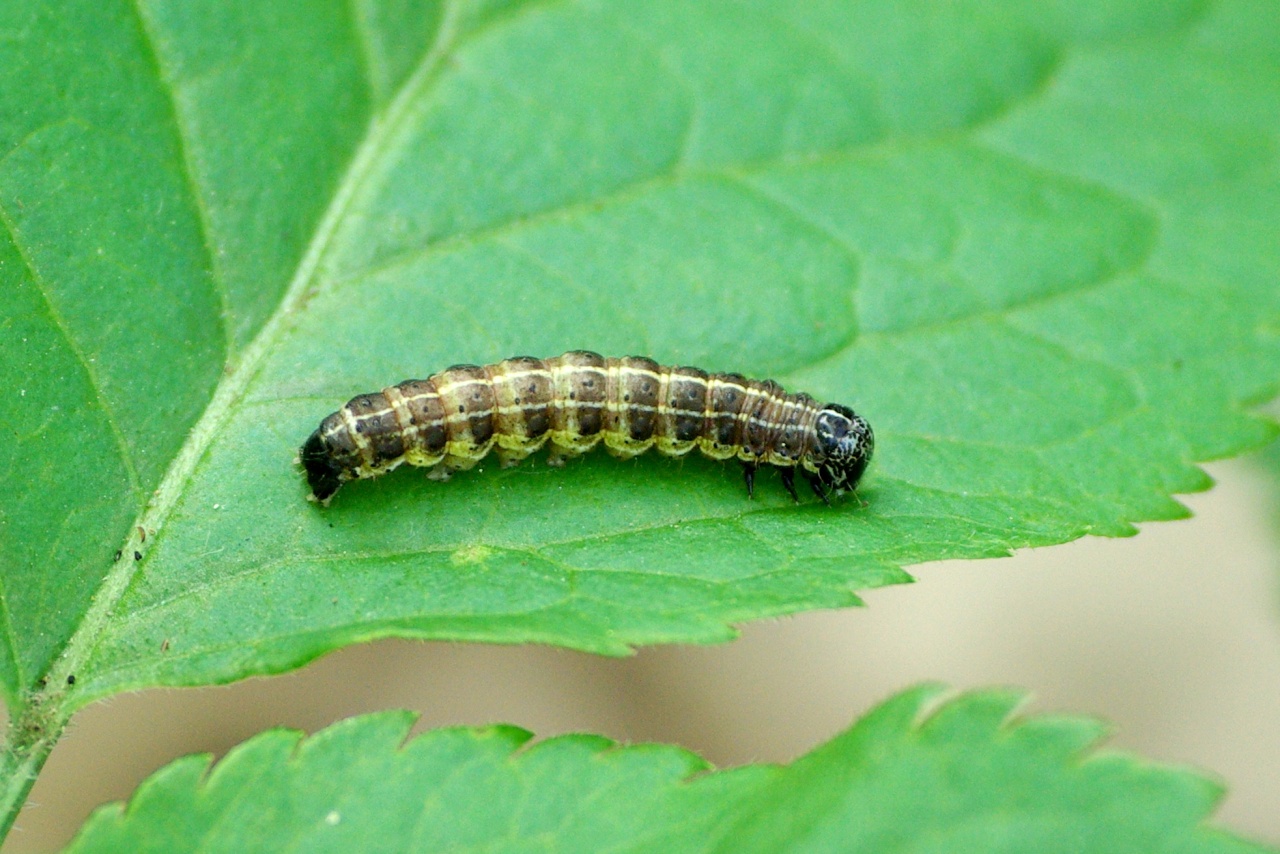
[
  {"left": 0, "top": 0, "right": 463, "bottom": 842},
  {"left": 0, "top": 700, "right": 62, "bottom": 841}
]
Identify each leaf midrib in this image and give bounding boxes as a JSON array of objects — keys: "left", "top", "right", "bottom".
[{"left": 41, "top": 1, "right": 468, "bottom": 706}]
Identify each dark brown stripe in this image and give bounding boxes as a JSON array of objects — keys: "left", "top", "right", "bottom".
[
  {"left": 620, "top": 356, "right": 660, "bottom": 441},
  {"left": 664, "top": 367, "right": 708, "bottom": 443},
  {"left": 709, "top": 372, "right": 748, "bottom": 449},
  {"left": 400, "top": 379, "right": 447, "bottom": 454},
  {"left": 556, "top": 350, "right": 606, "bottom": 438},
  {"left": 742, "top": 379, "right": 784, "bottom": 458}
]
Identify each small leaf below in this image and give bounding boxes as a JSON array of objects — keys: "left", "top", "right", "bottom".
[{"left": 65, "top": 685, "right": 1270, "bottom": 854}]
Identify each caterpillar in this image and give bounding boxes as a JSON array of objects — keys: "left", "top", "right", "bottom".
[{"left": 299, "top": 351, "right": 873, "bottom": 505}]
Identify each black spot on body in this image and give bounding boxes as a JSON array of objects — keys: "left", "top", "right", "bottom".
[
  {"left": 470, "top": 413, "right": 494, "bottom": 444},
  {"left": 579, "top": 411, "right": 602, "bottom": 435},
  {"left": 716, "top": 418, "right": 739, "bottom": 446},
  {"left": 630, "top": 413, "right": 655, "bottom": 441},
  {"left": 674, "top": 416, "right": 701, "bottom": 442},
  {"left": 373, "top": 431, "right": 405, "bottom": 463},
  {"left": 423, "top": 425, "right": 447, "bottom": 452}
]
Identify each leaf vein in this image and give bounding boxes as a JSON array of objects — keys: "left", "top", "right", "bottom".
[
  {"left": 345, "top": 0, "right": 388, "bottom": 106},
  {"left": 128, "top": 0, "right": 234, "bottom": 358},
  {"left": 0, "top": 201, "right": 144, "bottom": 502},
  {"left": 0, "top": 576, "right": 23, "bottom": 696}
]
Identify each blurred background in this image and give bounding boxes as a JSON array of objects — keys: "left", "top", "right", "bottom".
[{"left": 7, "top": 451, "right": 1280, "bottom": 850}]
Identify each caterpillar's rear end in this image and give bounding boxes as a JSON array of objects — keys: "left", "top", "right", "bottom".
[{"left": 300, "top": 351, "right": 873, "bottom": 504}]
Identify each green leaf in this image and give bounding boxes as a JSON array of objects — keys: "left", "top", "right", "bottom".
[
  {"left": 56, "top": 0, "right": 1280, "bottom": 704},
  {"left": 63, "top": 686, "right": 1272, "bottom": 853},
  {"left": 2, "top": 0, "right": 1279, "bottom": 786}
]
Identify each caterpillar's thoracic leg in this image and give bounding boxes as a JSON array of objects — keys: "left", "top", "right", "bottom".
[
  {"left": 780, "top": 466, "right": 799, "bottom": 503},
  {"left": 742, "top": 461, "right": 757, "bottom": 498},
  {"left": 806, "top": 471, "right": 832, "bottom": 506}
]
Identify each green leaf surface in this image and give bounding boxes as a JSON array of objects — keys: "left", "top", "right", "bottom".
[
  {"left": 3, "top": 0, "right": 1279, "bottom": 712},
  {"left": 63, "top": 685, "right": 1272, "bottom": 853}
]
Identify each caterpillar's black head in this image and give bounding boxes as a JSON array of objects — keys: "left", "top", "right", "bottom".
[
  {"left": 812, "top": 404, "right": 873, "bottom": 494},
  {"left": 300, "top": 428, "right": 345, "bottom": 503}
]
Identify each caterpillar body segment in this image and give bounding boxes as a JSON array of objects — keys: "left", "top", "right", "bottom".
[{"left": 300, "top": 351, "right": 873, "bottom": 504}]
